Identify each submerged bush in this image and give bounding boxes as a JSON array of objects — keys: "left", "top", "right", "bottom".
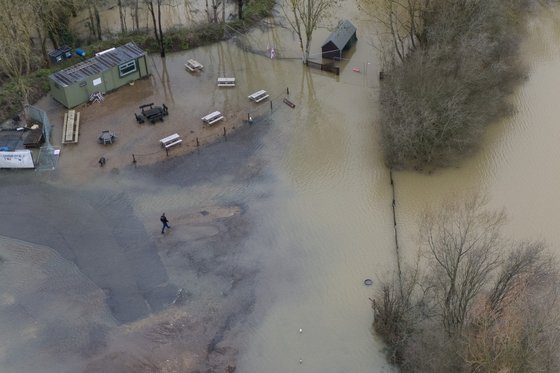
[{"left": 380, "top": 0, "right": 529, "bottom": 171}]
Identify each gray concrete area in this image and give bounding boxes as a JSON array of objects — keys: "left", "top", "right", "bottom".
[
  {"left": 0, "top": 174, "right": 174, "bottom": 323},
  {"left": 0, "top": 117, "right": 271, "bottom": 372}
]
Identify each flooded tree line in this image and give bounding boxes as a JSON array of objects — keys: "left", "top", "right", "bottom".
[
  {"left": 373, "top": 194, "right": 560, "bottom": 371},
  {"left": 357, "top": 0, "right": 560, "bottom": 371},
  {"left": 361, "top": 0, "right": 534, "bottom": 172}
]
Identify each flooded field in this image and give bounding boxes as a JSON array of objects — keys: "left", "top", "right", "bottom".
[
  {"left": 69, "top": 0, "right": 238, "bottom": 39},
  {"left": 2, "top": 1, "right": 560, "bottom": 372}
]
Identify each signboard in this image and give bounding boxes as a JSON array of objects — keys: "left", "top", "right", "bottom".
[
  {"left": 0, "top": 150, "right": 35, "bottom": 168},
  {"left": 93, "top": 77, "right": 102, "bottom": 86}
]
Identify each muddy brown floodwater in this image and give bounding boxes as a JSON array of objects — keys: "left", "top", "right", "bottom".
[
  {"left": 69, "top": 0, "right": 238, "bottom": 39},
  {"left": 1, "top": 1, "right": 560, "bottom": 372}
]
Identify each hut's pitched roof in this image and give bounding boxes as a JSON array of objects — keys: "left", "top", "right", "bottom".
[
  {"left": 49, "top": 42, "right": 145, "bottom": 87},
  {"left": 322, "top": 20, "right": 357, "bottom": 50}
]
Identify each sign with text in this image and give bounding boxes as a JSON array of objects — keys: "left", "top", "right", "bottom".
[{"left": 0, "top": 150, "right": 35, "bottom": 168}]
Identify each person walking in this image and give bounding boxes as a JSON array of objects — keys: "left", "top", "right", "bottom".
[{"left": 160, "top": 213, "right": 171, "bottom": 234}]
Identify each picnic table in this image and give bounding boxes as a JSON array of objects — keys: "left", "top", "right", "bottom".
[
  {"left": 160, "top": 133, "right": 182, "bottom": 149},
  {"left": 248, "top": 90, "right": 269, "bottom": 103},
  {"left": 139, "top": 103, "right": 168, "bottom": 123},
  {"left": 62, "top": 109, "right": 80, "bottom": 144},
  {"left": 185, "top": 59, "right": 204, "bottom": 72},
  {"left": 217, "top": 77, "right": 236, "bottom": 87},
  {"left": 98, "top": 130, "right": 117, "bottom": 144},
  {"left": 201, "top": 111, "right": 224, "bottom": 126}
]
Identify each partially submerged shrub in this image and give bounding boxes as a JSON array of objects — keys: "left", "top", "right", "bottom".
[{"left": 379, "top": 0, "right": 529, "bottom": 171}]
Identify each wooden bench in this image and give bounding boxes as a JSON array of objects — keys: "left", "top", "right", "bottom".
[
  {"left": 248, "top": 90, "right": 269, "bottom": 103},
  {"left": 185, "top": 59, "right": 203, "bottom": 72},
  {"left": 283, "top": 98, "right": 296, "bottom": 108},
  {"left": 160, "top": 133, "right": 182, "bottom": 149},
  {"left": 62, "top": 109, "right": 80, "bottom": 144},
  {"left": 201, "top": 111, "right": 224, "bottom": 126},
  {"left": 217, "top": 77, "right": 236, "bottom": 87}
]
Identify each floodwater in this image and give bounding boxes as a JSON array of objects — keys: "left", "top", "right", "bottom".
[
  {"left": 2, "top": 1, "right": 560, "bottom": 372},
  {"left": 69, "top": 0, "right": 238, "bottom": 38},
  {"left": 392, "top": 5, "right": 560, "bottom": 252}
]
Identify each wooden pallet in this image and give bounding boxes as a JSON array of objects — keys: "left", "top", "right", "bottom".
[{"left": 62, "top": 110, "right": 80, "bottom": 144}]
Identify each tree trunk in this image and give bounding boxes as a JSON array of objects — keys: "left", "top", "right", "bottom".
[
  {"left": 147, "top": 2, "right": 159, "bottom": 43},
  {"left": 304, "top": 36, "right": 311, "bottom": 64},
  {"left": 213, "top": 2, "right": 218, "bottom": 23},
  {"left": 36, "top": 26, "right": 48, "bottom": 66},
  {"left": 118, "top": 0, "right": 127, "bottom": 33},
  {"left": 147, "top": 1, "right": 165, "bottom": 57},
  {"left": 238, "top": 0, "right": 243, "bottom": 19},
  {"left": 134, "top": 0, "right": 139, "bottom": 30},
  {"left": 157, "top": 0, "right": 165, "bottom": 57},
  {"left": 94, "top": 5, "right": 102, "bottom": 40},
  {"left": 87, "top": 6, "right": 95, "bottom": 41}
]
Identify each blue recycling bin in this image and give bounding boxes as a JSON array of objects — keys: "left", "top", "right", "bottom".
[{"left": 76, "top": 48, "right": 86, "bottom": 57}]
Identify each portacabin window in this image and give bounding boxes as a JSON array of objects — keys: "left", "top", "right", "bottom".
[{"left": 119, "top": 60, "right": 137, "bottom": 77}]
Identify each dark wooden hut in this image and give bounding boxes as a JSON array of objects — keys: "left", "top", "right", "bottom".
[{"left": 321, "top": 20, "right": 357, "bottom": 60}]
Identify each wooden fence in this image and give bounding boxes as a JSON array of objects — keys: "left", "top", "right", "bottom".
[{"left": 305, "top": 60, "right": 340, "bottom": 75}]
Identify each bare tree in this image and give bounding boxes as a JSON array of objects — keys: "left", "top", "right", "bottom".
[
  {"left": 205, "top": 0, "right": 223, "bottom": 23},
  {"left": 375, "top": 0, "right": 527, "bottom": 171},
  {"left": 0, "top": 0, "right": 78, "bottom": 109},
  {"left": 145, "top": 0, "right": 166, "bottom": 57},
  {"left": 488, "top": 241, "right": 545, "bottom": 313},
  {"left": 358, "top": 0, "right": 428, "bottom": 64},
  {"left": 372, "top": 260, "right": 425, "bottom": 364},
  {"left": 118, "top": 0, "right": 128, "bottom": 33},
  {"left": 372, "top": 194, "right": 560, "bottom": 371},
  {"left": 281, "top": 0, "right": 340, "bottom": 63},
  {"left": 238, "top": 0, "right": 243, "bottom": 20},
  {"left": 0, "top": 0, "right": 38, "bottom": 106},
  {"left": 29, "top": 0, "right": 76, "bottom": 64},
  {"left": 420, "top": 194, "right": 504, "bottom": 335},
  {"left": 465, "top": 245, "right": 560, "bottom": 372},
  {"left": 83, "top": 0, "right": 104, "bottom": 41}
]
